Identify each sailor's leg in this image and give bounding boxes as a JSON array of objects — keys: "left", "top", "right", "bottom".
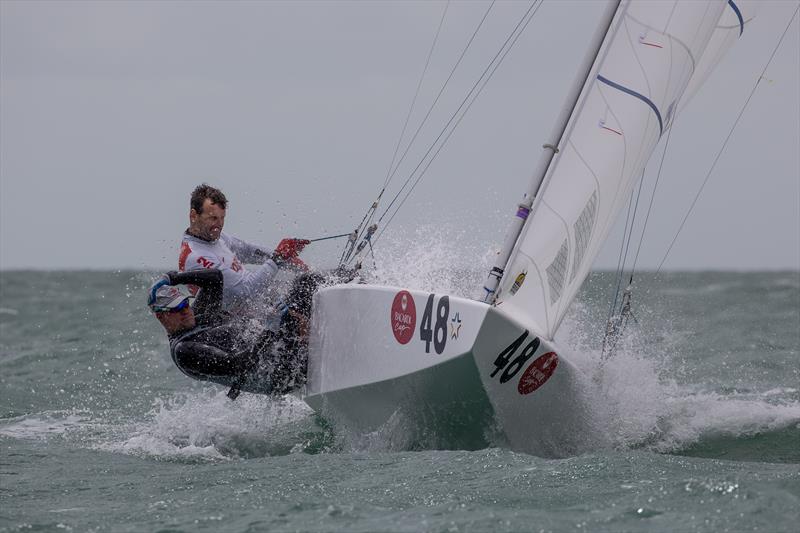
[
  {"left": 238, "top": 323, "right": 307, "bottom": 395},
  {"left": 285, "top": 272, "right": 326, "bottom": 317},
  {"left": 172, "top": 341, "right": 256, "bottom": 389}
]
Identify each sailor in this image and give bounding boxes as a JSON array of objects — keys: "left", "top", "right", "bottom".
[
  {"left": 147, "top": 268, "right": 324, "bottom": 398},
  {"left": 178, "top": 183, "right": 310, "bottom": 313}
]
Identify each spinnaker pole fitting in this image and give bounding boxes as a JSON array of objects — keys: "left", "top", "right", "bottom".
[
  {"left": 351, "top": 224, "right": 378, "bottom": 262},
  {"left": 338, "top": 230, "right": 359, "bottom": 266}
]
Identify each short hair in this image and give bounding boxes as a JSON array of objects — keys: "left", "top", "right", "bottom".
[{"left": 190, "top": 183, "right": 227, "bottom": 213}]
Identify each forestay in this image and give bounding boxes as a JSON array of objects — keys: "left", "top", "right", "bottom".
[{"left": 495, "top": 0, "right": 737, "bottom": 339}]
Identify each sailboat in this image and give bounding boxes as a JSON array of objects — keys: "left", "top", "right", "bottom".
[{"left": 302, "top": 0, "right": 757, "bottom": 456}]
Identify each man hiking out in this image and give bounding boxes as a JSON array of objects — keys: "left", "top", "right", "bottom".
[{"left": 147, "top": 268, "right": 327, "bottom": 399}]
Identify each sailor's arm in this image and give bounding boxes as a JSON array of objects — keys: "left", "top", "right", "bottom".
[
  {"left": 166, "top": 269, "right": 224, "bottom": 317},
  {"left": 223, "top": 233, "right": 310, "bottom": 269},
  {"left": 167, "top": 268, "right": 222, "bottom": 288},
  {"left": 224, "top": 237, "right": 311, "bottom": 303},
  {"left": 221, "top": 233, "right": 272, "bottom": 264},
  {"left": 228, "top": 261, "right": 280, "bottom": 303}
]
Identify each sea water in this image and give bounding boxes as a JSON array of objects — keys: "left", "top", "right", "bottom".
[{"left": 1, "top": 268, "right": 798, "bottom": 532}]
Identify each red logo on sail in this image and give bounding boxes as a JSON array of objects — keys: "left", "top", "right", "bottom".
[
  {"left": 518, "top": 352, "right": 558, "bottom": 395},
  {"left": 390, "top": 290, "right": 416, "bottom": 344}
]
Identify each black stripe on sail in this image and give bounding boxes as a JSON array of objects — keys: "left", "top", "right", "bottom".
[
  {"left": 597, "top": 75, "right": 663, "bottom": 135},
  {"left": 728, "top": 0, "right": 744, "bottom": 37}
]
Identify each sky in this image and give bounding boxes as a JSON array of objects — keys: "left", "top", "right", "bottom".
[{"left": 1, "top": 0, "right": 798, "bottom": 271}]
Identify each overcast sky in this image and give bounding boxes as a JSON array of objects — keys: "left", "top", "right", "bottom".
[{"left": 1, "top": 0, "right": 798, "bottom": 271}]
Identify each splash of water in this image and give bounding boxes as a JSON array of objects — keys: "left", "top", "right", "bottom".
[
  {"left": 93, "top": 389, "right": 328, "bottom": 461},
  {"left": 365, "top": 223, "right": 495, "bottom": 298},
  {"left": 557, "top": 301, "right": 800, "bottom": 456}
]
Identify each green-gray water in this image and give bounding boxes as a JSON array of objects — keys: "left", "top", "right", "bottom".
[{"left": 2, "top": 271, "right": 798, "bottom": 532}]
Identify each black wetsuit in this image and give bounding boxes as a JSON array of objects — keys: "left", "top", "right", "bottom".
[{"left": 164, "top": 269, "right": 311, "bottom": 397}]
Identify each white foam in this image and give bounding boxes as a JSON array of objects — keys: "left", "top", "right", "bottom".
[
  {"left": 97, "top": 388, "right": 319, "bottom": 460},
  {"left": 763, "top": 387, "right": 798, "bottom": 397},
  {"left": 557, "top": 303, "right": 800, "bottom": 454},
  {"left": 103, "top": 434, "right": 226, "bottom": 461}
]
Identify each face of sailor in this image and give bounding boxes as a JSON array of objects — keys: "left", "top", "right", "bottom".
[
  {"left": 155, "top": 305, "right": 196, "bottom": 335},
  {"left": 189, "top": 198, "right": 226, "bottom": 241}
]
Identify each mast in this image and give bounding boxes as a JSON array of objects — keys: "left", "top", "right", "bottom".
[{"left": 481, "top": 0, "right": 622, "bottom": 303}]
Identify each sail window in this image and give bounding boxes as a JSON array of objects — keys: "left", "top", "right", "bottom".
[
  {"left": 571, "top": 191, "right": 598, "bottom": 282},
  {"left": 546, "top": 239, "right": 569, "bottom": 305}
]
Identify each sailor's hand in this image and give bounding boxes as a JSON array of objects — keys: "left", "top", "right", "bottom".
[
  {"left": 274, "top": 238, "right": 310, "bottom": 259},
  {"left": 273, "top": 238, "right": 311, "bottom": 269}
]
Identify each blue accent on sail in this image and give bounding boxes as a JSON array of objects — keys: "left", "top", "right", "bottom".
[
  {"left": 597, "top": 75, "right": 663, "bottom": 135},
  {"left": 728, "top": 0, "right": 744, "bottom": 37}
]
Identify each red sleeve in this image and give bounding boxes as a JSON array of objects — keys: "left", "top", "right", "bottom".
[{"left": 178, "top": 242, "right": 192, "bottom": 271}]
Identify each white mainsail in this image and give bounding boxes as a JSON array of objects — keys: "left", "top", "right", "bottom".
[{"left": 495, "top": 0, "right": 739, "bottom": 339}]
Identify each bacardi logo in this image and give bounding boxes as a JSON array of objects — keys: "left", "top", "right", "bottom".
[
  {"left": 517, "top": 352, "right": 558, "bottom": 395},
  {"left": 390, "top": 290, "right": 416, "bottom": 345}
]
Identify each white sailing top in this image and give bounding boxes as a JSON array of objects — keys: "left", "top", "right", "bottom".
[{"left": 178, "top": 232, "right": 279, "bottom": 311}]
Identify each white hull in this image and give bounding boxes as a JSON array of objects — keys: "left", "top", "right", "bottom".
[{"left": 305, "top": 284, "right": 598, "bottom": 457}]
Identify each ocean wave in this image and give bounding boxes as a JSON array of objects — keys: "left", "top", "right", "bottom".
[
  {"left": 0, "top": 412, "right": 91, "bottom": 439},
  {"left": 657, "top": 282, "right": 741, "bottom": 296},
  {"left": 674, "top": 423, "right": 800, "bottom": 463}
]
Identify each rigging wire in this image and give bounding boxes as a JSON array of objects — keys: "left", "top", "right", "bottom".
[
  {"left": 630, "top": 123, "right": 675, "bottom": 274},
  {"left": 341, "top": 1, "right": 495, "bottom": 266},
  {"left": 305, "top": 232, "right": 353, "bottom": 243},
  {"left": 339, "top": 1, "right": 451, "bottom": 266},
  {"left": 606, "top": 171, "right": 644, "bottom": 323},
  {"left": 603, "top": 5, "right": 799, "bottom": 353},
  {"left": 656, "top": 4, "right": 800, "bottom": 273},
  {"left": 383, "top": 1, "right": 452, "bottom": 192},
  {"left": 602, "top": 167, "right": 648, "bottom": 357},
  {"left": 603, "top": 123, "right": 676, "bottom": 349},
  {"left": 361, "top": 0, "right": 545, "bottom": 255},
  {"left": 380, "top": 1, "right": 496, "bottom": 200},
  {"left": 377, "top": 0, "right": 542, "bottom": 227},
  {"left": 608, "top": 121, "right": 675, "bottom": 320}
]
